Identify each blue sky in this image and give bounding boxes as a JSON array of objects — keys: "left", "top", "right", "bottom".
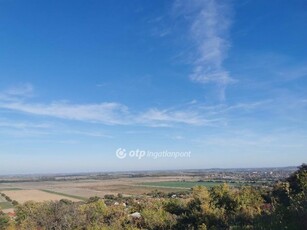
[{"left": 0, "top": 0, "right": 306, "bottom": 174}]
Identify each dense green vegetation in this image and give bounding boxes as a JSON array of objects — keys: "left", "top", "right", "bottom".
[{"left": 0, "top": 164, "right": 306, "bottom": 230}]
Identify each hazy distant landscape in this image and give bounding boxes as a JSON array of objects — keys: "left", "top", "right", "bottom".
[{"left": 0, "top": 167, "right": 295, "bottom": 211}]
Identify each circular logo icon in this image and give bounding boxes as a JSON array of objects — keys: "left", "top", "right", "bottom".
[{"left": 116, "top": 148, "right": 126, "bottom": 159}]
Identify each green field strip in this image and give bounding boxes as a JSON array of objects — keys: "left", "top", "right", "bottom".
[
  {"left": 0, "top": 202, "right": 14, "bottom": 209},
  {"left": 40, "top": 189, "right": 87, "bottom": 201},
  {"left": 135, "top": 184, "right": 190, "bottom": 190},
  {"left": 0, "top": 196, "right": 6, "bottom": 203}
]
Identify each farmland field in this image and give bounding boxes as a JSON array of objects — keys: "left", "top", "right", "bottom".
[
  {"left": 0, "top": 175, "right": 268, "bottom": 205},
  {"left": 0, "top": 194, "right": 13, "bottom": 209},
  {"left": 41, "top": 189, "right": 87, "bottom": 201},
  {"left": 0, "top": 201, "right": 13, "bottom": 209},
  {"left": 0, "top": 176, "right": 193, "bottom": 199},
  {"left": 1, "top": 189, "right": 82, "bottom": 204},
  {"left": 0, "top": 195, "right": 6, "bottom": 202}
]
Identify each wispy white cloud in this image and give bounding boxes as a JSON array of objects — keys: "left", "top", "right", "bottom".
[
  {"left": 0, "top": 83, "right": 34, "bottom": 101},
  {"left": 0, "top": 100, "right": 218, "bottom": 127},
  {"left": 175, "top": 0, "right": 234, "bottom": 100},
  {"left": 1, "top": 84, "right": 299, "bottom": 128},
  {"left": 96, "top": 83, "right": 107, "bottom": 88},
  {"left": 0, "top": 101, "right": 130, "bottom": 125},
  {"left": 0, "top": 120, "right": 53, "bottom": 138},
  {"left": 170, "top": 135, "right": 184, "bottom": 140},
  {"left": 137, "top": 108, "right": 218, "bottom": 126},
  {"left": 4, "top": 83, "right": 33, "bottom": 97},
  {"left": 0, "top": 118, "right": 112, "bottom": 139},
  {"left": 277, "top": 64, "right": 307, "bottom": 81},
  {"left": 0, "top": 120, "right": 51, "bottom": 129},
  {"left": 148, "top": 15, "right": 172, "bottom": 38},
  {"left": 65, "top": 130, "right": 112, "bottom": 138},
  {"left": 0, "top": 85, "right": 220, "bottom": 126}
]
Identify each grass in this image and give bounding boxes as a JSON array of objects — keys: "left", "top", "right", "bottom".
[
  {"left": 41, "top": 189, "right": 87, "bottom": 201},
  {"left": 0, "top": 195, "right": 7, "bottom": 203},
  {"left": 0, "top": 202, "right": 14, "bottom": 209},
  {"left": 0, "top": 194, "right": 14, "bottom": 209}
]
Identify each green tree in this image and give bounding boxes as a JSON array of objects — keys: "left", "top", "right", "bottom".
[
  {"left": 0, "top": 210, "right": 10, "bottom": 230},
  {"left": 141, "top": 200, "right": 176, "bottom": 230},
  {"left": 259, "top": 164, "right": 307, "bottom": 229}
]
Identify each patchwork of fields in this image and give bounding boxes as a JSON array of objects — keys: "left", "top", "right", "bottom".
[
  {"left": 0, "top": 176, "right": 193, "bottom": 201},
  {"left": 0, "top": 176, "right": 250, "bottom": 213}
]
